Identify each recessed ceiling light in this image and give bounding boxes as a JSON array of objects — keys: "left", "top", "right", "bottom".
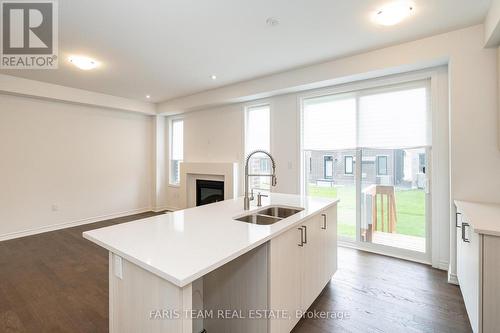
[
  {"left": 373, "top": 1, "right": 414, "bottom": 26},
  {"left": 210, "top": 74, "right": 217, "bottom": 80},
  {"left": 146, "top": 95, "right": 151, "bottom": 99},
  {"left": 68, "top": 55, "right": 99, "bottom": 70},
  {"left": 266, "top": 17, "right": 279, "bottom": 26}
]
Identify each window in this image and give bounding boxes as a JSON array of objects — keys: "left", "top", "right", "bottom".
[
  {"left": 302, "top": 78, "right": 431, "bottom": 252},
  {"left": 419, "top": 153, "right": 426, "bottom": 173},
  {"left": 376, "top": 156, "right": 388, "bottom": 175},
  {"left": 324, "top": 156, "right": 333, "bottom": 179},
  {"left": 245, "top": 104, "right": 270, "bottom": 191},
  {"left": 170, "top": 119, "right": 183, "bottom": 185},
  {"left": 344, "top": 156, "right": 354, "bottom": 175}
]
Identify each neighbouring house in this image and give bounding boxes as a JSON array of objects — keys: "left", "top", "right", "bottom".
[{"left": 305, "top": 148, "right": 426, "bottom": 190}]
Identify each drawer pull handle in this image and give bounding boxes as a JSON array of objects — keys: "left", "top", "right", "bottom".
[
  {"left": 461, "top": 222, "right": 470, "bottom": 243},
  {"left": 455, "top": 212, "right": 461, "bottom": 228},
  {"left": 302, "top": 225, "right": 307, "bottom": 244},
  {"left": 321, "top": 214, "right": 327, "bottom": 230},
  {"left": 298, "top": 227, "right": 304, "bottom": 247}
]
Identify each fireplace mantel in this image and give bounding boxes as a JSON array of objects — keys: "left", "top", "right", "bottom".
[{"left": 179, "top": 162, "right": 239, "bottom": 209}]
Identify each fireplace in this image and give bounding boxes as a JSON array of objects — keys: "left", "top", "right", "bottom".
[{"left": 196, "top": 179, "right": 224, "bottom": 206}]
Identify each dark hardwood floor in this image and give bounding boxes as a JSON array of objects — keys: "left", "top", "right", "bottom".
[
  {"left": 0, "top": 211, "right": 164, "bottom": 333},
  {"left": 292, "top": 248, "right": 472, "bottom": 333},
  {"left": 0, "top": 213, "right": 471, "bottom": 333}
]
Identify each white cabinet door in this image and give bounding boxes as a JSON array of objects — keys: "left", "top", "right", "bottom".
[
  {"left": 300, "top": 215, "right": 323, "bottom": 310},
  {"left": 456, "top": 219, "right": 480, "bottom": 333},
  {"left": 269, "top": 225, "right": 303, "bottom": 333},
  {"left": 324, "top": 206, "right": 338, "bottom": 284},
  {"left": 482, "top": 235, "right": 500, "bottom": 333},
  {"left": 269, "top": 205, "right": 338, "bottom": 333}
]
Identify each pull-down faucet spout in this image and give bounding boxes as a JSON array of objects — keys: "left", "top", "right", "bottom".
[{"left": 244, "top": 150, "right": 277, "bottom": 210}]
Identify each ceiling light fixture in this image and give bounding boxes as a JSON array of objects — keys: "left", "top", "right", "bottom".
[
  {"left": 210, "top": 74, "right": 217, "bottom": 80},
  {"left": 266, "top": 17, "right": 279, "bottom": 27},
  {"left": 68, "top": 55, "right": 99, "bottom": 70},
  {"left": 373, "top": 1, "right": 414, "bottom": 26},
  {"left": 146, "top": 95, "right": 151, "bottom": 99}
]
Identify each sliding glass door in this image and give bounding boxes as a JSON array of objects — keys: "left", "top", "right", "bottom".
[
  {"left": 302, "top": 80, "right": 431, "bottom": 260},
  {"left": 303, "top": 94, "right": 357, "bottom": 240}
]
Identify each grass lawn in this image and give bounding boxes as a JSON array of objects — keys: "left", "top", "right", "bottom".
[{"left": 308, "top": 185, "right": 425, "bottom": 238}]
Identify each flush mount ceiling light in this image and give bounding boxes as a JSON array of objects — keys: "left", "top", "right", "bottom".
[
  {"left": 146, "top": 95, "right": 151, "bottom": 99},
  {"left": 373, "top": 1, "right": 414, "bottom": 26},
  {"left": 210, "top": 74, "right": 217, "bottom": 80},
  {"left": 68, "top": 55, "right": 99, "bottom": 70},
  {"left": 266, "top": 17, "right": 279, "bottom": 27}
]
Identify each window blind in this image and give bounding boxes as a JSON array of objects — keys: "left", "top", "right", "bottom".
[
  {"left": 358, "top": 83, "right": 430, "bottom": 149},
  {"left": 171, "top": 119, "right": 184, "bottom": 160},
  {"left": 303, "top": 94, "right": 356, "bottom": 150},
  {"left": 303, "top": 80, "right": 430, "bottom": 150},
  {"left": 245, "top": 104, "right": 270, "bottom": 154}
]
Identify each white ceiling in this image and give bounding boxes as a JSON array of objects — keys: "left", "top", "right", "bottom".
[{"left": 0, "top": 0, "right": 491, "bottom": 103}]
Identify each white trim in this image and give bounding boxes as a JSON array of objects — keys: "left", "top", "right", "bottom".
[
  {"left": 243, "top": 101, "right": 272, "bottom": 194},
  {"left": 169, "top": 118, "right": 184, "bottom": 185},
  {"left": 243, "top": 102, "right": 272, "bottom": 155},
  {"left": 375, "top": 155, "right": 389, "bottom": 176},
  {"left": 0, "top": 207, "right": 152, "bottom": 241},
  {"left": 323, "top": 155, "right": 334, "bottom": 179},
  {"left": 344, "top": 155, "right": 354, "bottom": 175},
  {"left": 339, "top": 241, "right": 432, "bottom": 266},
  {"left": 297, "top": 70, "right": 432, "bottom": 106},
  {"left": 448, "top": 272, "right": 459, "bottom": 285},
  {"left": 299, "top": 67, "right": 443, "bottom": 265},
  {"left": 153, "top": 206, "right": 170, "bottom": 212},
  {"left": 0, "top": 74, "right": 155, "bottom": 115},
  {"left": 164, "top": 206, "right": 182, "bottom": 212},
  {"left": 438, "top": 259, "right": 450, "bottom": 271}
]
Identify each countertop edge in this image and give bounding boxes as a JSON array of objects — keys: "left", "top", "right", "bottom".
[
  {"left": 83, "top": 199, "right": 339, "bottom": 288},
  {"left": 455, "top": 200, "right": 500, "bottom": 237}
]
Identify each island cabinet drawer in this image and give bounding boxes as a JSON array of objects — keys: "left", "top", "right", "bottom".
[{"left": 268, "top": 205, "right": 338, "bottom": 333}]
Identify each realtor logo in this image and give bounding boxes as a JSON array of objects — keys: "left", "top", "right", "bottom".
[{"left": 1, "top": 0, "right": 58, "bottom": 69}]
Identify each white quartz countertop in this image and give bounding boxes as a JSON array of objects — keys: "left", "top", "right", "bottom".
[
  {"left": 455, "top": 200, "right": 500, "bottom": 237},
  {"left": 83, "top": 193, "right": 338, "bottom": 287}
]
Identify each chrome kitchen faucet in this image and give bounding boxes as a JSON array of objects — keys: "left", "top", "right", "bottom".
[{"left": 244, "top": 150, "right": 277, "bottom": 210}]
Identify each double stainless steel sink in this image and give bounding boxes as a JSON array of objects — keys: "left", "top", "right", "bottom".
[{"left": 234, "top": 206, "right": 304, "bottom": 225}]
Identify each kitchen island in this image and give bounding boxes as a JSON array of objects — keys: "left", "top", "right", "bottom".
[{"left": 83, "top": 193, "right": 338, "bottom": 333}]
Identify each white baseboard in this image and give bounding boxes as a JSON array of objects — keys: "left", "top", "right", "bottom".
[
  {"left": 153, "top": 206, "right": 170, "bottom": 212},
  {"left": 164, "top": 206, "right": 181, "bottom": 211},
  {"left": 0, "top": 207, "right": 152, "bottom": 242},
  {"left": 338, "top": 241, "right": 432, "bottom": 266},
  {"left": 438, "top": 260, "right": 449, "bottom": 271},
  {"left": 448, "top": 272, "right": 459, "bottom": 285}
]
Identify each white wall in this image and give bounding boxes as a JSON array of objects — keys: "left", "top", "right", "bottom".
[
  {"left": 0, "top": 74, "right": 156, "bottom": 115},
  {"left": 165, "top": 94, "right": 301, "bottom": 210},
  {"left": 164, "top": 25, "right": 500, "bottom": 277},
  {"left": 164, "top": 24, "right": 500, "bottom": 203},
  {"left": 0, "top": 93, "right": 154, "bottom": 239}
]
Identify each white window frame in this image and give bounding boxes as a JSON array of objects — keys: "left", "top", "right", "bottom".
[
  {"left": 298, "top": 67, "right": 447, "bottom": 267},
  {"left": 169, "top": 118, "right": 184, "bottom": 186},
  {"left": 243, "top": 102, "right": 272, "bottom": 192},
  {"left": 344, "top": 155, "right": 354, "bottom": 175},
  {"left": 244, "top": 102, "right": 271, "bottom": 155},
  {"left": 323, "top": 155, "right": 334, "bottom": 179},
  {"left": 376, "top": 155, "right": 388, "bottom": 176}
]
